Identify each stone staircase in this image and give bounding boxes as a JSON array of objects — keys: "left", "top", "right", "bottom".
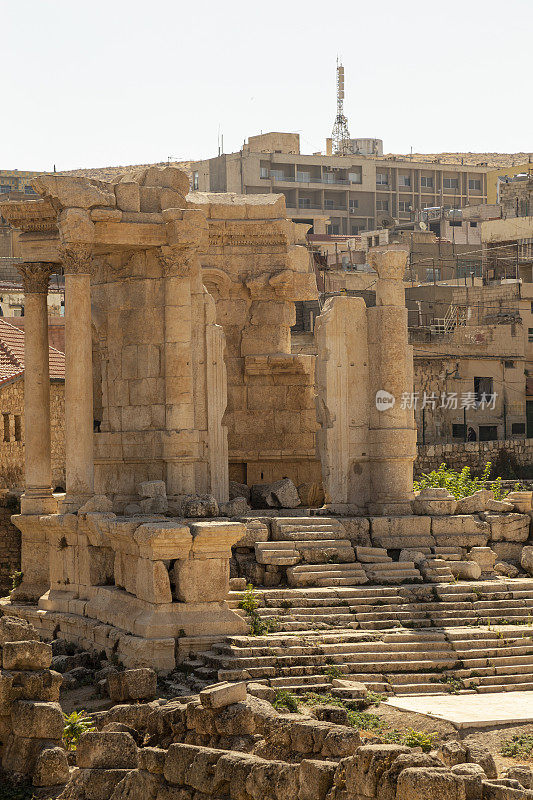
[{"left": 188, "top": 579, "right": 533, "bottom": 696}]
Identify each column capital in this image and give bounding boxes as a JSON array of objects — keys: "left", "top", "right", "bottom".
[
  {"left": 17, "top": 262, "right": 53, "bottom": 294},
  {"left": 59, "top": 243, "right": 93, "bottom": 275},
  {"left": 157, "top": 245, "right": 194, "bottom": 277}
]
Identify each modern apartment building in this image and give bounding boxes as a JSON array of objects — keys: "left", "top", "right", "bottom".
[{"left": 192, "top": 132, "right": 490, "bottom": 235}]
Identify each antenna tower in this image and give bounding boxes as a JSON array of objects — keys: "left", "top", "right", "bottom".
[{"left": 331, "top": 59, "right": 351, "bottom": 155}]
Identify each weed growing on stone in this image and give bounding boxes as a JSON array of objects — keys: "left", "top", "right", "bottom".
[
  {"left": 501, "top": 733, "right": 533, "bottom": 758},
  {"left": 272, "top": 690, "right": 299, "bottom": 713},
  {"left": 62, "top": 710, "right": 95, "bottom": 751},
  {"left": 10, "top": 571, "right": 22, "bottom": 591},
  {"left": 238, "top": 584, "right": 278, "bottom": 635},
  {"left": 323, "top": 664, "right": 344, "bottom": 680},
  {"left": 383, "top": 728, "right": 438, "bottom": 752},
  {"left": 437, "top": 674, "right": 465, "bottom": 694},
  {"left": 414, "top": 461, "right": 510, "bottom": 500}
]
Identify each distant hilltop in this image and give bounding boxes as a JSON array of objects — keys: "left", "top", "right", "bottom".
[{"left": 382, "top": 152, "right": 531, "bottom": 167}]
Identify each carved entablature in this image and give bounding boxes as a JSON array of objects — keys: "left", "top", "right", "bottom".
[
  {"left": 208, "top": 221, "right": 288, "bottom": 251},
  {"left": 58, "top": 243, "right": 93, "bottom": 275},
  {"left": 0, "top": 199, "right": 58, "bottom": 234},
  {"left": 157, "top": 245, "right": 194, "bottom": 277},
  {"left": 17, "top": 262, "right": 53, "bottom": 294}
]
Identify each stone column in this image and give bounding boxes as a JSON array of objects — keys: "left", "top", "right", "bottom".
[
  {"left": 17, "top": 263, "right": 57, "bottom": 515},
  {"left": 367, "top": 247, "right": 417, "bottom": 515},
  {"left": 59, "top": 244, "right": 94, "bottom": 510}
]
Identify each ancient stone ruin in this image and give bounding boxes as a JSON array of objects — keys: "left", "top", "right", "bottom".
[{"left": 1, "top": 167, "right": 533, "bottom": 797}]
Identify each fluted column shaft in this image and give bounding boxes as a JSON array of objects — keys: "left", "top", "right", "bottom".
[
  {"left": 60, "top": 245, "right": 94, "bottom": 508},
  {"left": 18, "top": 263, "right": 57, "bottom": 515}
]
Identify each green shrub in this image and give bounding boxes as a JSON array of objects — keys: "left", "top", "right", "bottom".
[
  {"left": 10, "top": 571, "right": 23, "bottom": 591},
  {"left": 501, "top": 733, "right": 533, "bottom": 758},
  {"left": 323, "top": 665, "right": 344, "bottom": 680},
  {"left": 62, "top": 709, "right": 95, "bottom": 751},
  {"left": 238, "top": 584, "right": 278, "bottom": 635},
  {"left": 414, "top": 461, "right": 511, "bottom": 500},
  {"left": 272, "top": 690, "right": 299, "bottom": 713}
]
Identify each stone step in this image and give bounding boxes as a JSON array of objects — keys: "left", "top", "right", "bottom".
[{"left": 355, "top": 547, "right": 392, "bottom": 564}]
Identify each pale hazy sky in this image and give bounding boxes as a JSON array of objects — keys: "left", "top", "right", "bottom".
[{"left": 3, "top": 0, "right": 531, "bottom": 172}]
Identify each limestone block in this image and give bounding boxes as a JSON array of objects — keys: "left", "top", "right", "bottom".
[
  {"left": 199, "top": 681, "right": 247, "bottom": 709},
  {"left": 76, "top": 731, "right": 139, "bottom": 769},
  {"left": 454, "top": 489, "right": 493, "bottom": 515},
  {"left": 483, "top": 513, "right": 529, "bottom": 542},
  {"left": 133, "top": 521, "right": 192, "bottom": 560},
  {"left": 347, "top": 744, "right": 411, "bottom": 798},
  {"left": 220, "top": 497, "right": 251, "bottom": 517},
  {"left": 396, "top": 767, "right": 466, "bottom": 800},
  {"left": 78, "top": 495, "right": 113, "bottom": 513},
  {"left": 491, "top": 541, "right": 524, "bottom": 566},
  {"left": 432, "top": 516, "right": 490, "bottom": 547},
  {"left": 33, "top": 175, "right": 116, "bottom": 209},
  {"left": 338, "top": 517, "right": 371, "bottom": 546},
  {"left": 450, "top": 764, "right": 485, "bottom": 800},
  {"left": 115, "top": 182, "right": 140, "bottom": 212},
  {"left": 2, "top": 640, "right": 52, "bottom": 671},
  {"left": 297, "top": 482, "right": 325, "bottom": 508},
  {"left": 372, "top": 516, "right": 432, "bottom": 540},
  {"left": 521, "top": 546, "right": 533, "bottom": 576},
  {"left": 33, "top": 746, "right": 70, "bottom": 787},
  {"left": 77, "top": 767, "right": 132, "bottom": 800},
  {"left": 140, "top": 497, "right": 168, "bottom": 514},
  {"left": 486, "top": 499, "right": 515, "bottom": 512},
  {"left": 2, "top": 734, "right": 59, "bottom": 775},
  {"left": 235, "top": 520, "right": 269, "bottom": 547},
  {"left": 448, "top": 561, "right": 482, "bottom": 581},
  {"left": 11, "top": 700, "right": 64, "bottom": 739},
  {"left": 412, "top": 488, "right": 457, "bottom": 516},
  {"left": 298, "top": 759, "right": 337, "bottom": 800},
  {"left": 229, "top": 481, "right": 251, "bottom": 502},
  {"left": 78, "top": 545, "right": 114, "bottom": 587},
  {"left": 189, "top": 520, "right": 247, "bottom": 556},
  {"left": 171, "top": 556, "right": 229, "bottom": 603},
  {"left": 506, "top": 491, "right": 533, "bottom": 513},
  {"left": 137, "top": 480, "right": 167, "bottom": 498},
  {"left": 136, "top": 559, "right": 172, "bottom": 604},
  {"left": 464, "top": 736, "right": 497, "bottom": 778},
  {"left": 494, "top": 561, "right": 520, "bottom": 578},
  {"left": 181, "top": 494, "right": 219, "bottom": 517},
  {"left": 138, "top": 747, "right": 166, "bottom": 774},
  {"left": 466, "top": 547, "right": 497, "bottom": 573},
  {"left": 107, "top": 668, "right": 157, "bottom": 703},
  {"left": 142, "top": 165, "right": 190, "bottom": 194},
  {"left": 250, "top": 483, "right": 278, "bottom": 508}
]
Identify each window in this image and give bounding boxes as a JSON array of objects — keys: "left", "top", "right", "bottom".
[
  {"left": 398, "top": 201, "right": 411, "bottom": 212},
  {"left": 449, "top": 220, "right": 462, "bottom": 227},
  {"left": 443, "top": 177, "right": 459, "bottom": 189},
  {"left": 270, "top": 169, "right": 285, "bottom": 180},
  {"left": 2, "top": 414, "right": 9, "bottom": 442},
  {"left": 452, "top": 424, "right": 466, "bottom": 438},
  {"left": 421, "top": 176, "right": 434, "bottom": 188},
  {"left": 376, "top": 172, "right": 388, "bottom": 185},
  {"left": 399, "top": 175, "right": 411, "bottom": 187},
  {"left": 376, "top": 200, "right": 389, "bottom": 211},
  {"left": 504, "top": 360, "right": 515, "bottom": 369},
  {"left": 512, "top": 422, "right": 526, "bottom": 435},
  {"left": 192, "top": 171, "right": 199, "bottom": 190},
  {"left": 296, "top": 171, "right": 310, "bottom": 182},
  {"left": 260, "top": 167, "right": 269, "bottom": 179},
  {"left": 469, "top": 221, "right": 478, "bottom": 227},
  {"left": 349, "top": 199, "right": 359, "bottom": 211},
  {"left": 474, "top": 376, "right": 493, "bottom": 404},
  {"left": 479, "top": 425, "right": 498, "bottom": 441},
  {"left": 425, "top": 268, "right": 441, "bottom": 281},
  {"left": 529, "top": 327, "right": 533, "bottom": 343},
  {"left": 348, "top": 171, "right": 362, "bottom": 184},
  {"left": 298, "top": 198, "right": 311, "bottom": 208},
  {"left": 14, "top": 415, "right": 21, "bottom": 442},
  {"left": 469, "top": 179, "right": 481, "bottom": 191},
  {"left": 326, "top": 224, "right": 340, "bottom": 234},
  {"left": 351, "top": 225, "right": 363, "bottom": 234}
]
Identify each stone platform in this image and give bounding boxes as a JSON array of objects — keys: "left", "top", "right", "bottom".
[{"left": 386, "top": 690, "right": 533, "bottom": 728}]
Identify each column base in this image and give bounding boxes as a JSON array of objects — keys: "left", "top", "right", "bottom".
[
  {"left": 368, "top": 499, "right": 414, "bottom": 516},
  {"left": 58, "top": 494, "right": 92, "bottom": 513},
  {"left": 20, "top": 488, "right": 57, "bottom": 515}
]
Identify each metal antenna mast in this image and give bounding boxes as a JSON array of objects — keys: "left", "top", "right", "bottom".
[{"left": 331, "top": 59, "right": 351, "bottom": 155}]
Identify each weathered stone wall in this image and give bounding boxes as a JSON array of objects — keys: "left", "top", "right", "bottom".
[
  {"left": 0, "top": 378, "right": 64, "bottom": 490},
  {"left": 416, "top": 437, "right": 533, "bottom": 476},
  {"left": 0, "top": 492, "right": 20, "bottom": 596}
]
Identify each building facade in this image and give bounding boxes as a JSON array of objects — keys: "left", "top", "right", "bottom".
[{"left": 192, "top": 132, "right": 490, "bottom": 236}]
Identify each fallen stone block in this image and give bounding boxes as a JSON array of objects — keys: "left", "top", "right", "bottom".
[
  {"left": 107, "top": 668, "right": 157, "bottom": 702},
  {"left": 33, "top": 746, "right": 70, "bottom": 787},
  {"left": 494, "top": 561, "right": 520, "bottom": 578},
  {"left": 0, "top": 616, "right": 38, "bottom": 645},
  {"left": 455, "top": 490, "right": 493, "bottom": 515},
  {"left": 413, "top": 488, "right": 457, "bottom": 516},
  {"left": 78, "top": 494, "right": 113, "bottom": 513},
  {"left": 464, "top": 736, "right": 497, "bottom": 778},
  {"left": 76, "top": 731, "right": 139, "bottom": 769},
  {"left": 298, "top": 758, "right": 336, "bottom": 800},
  {"left": 229, "top": 481, "right": 251, "bottom": 502},
  {"left": 506, "top": 491, "right": 533, "bottom": 513},
  {"left": 2, "top": 640, "right": 52, "bottom": 671},
  {"left": 396, "top": 766, "right": 466, "bottom": 800},
  {"left": 199, "top": 681, "right": 247, "bottom": 709},
  {"left": 449, "top": 561, "right": 482, "bottom": 581},
  {"left": 522, "top": 546, "right": 533, "bottom": 576},
  {"left": 451, "top": 764, "right": 485, "bottom": 800},
  {"left": 483, "top": 513, "right": 530, "bottom": 542},
  {"left": 466, "top": 547, "right": 497, "bottom": 574},
  {"left": 11, "top": 700, "right": 64, "bottom": 740},
  {"left": 331, "top": 678, "right": 368, "bottom": 699}
]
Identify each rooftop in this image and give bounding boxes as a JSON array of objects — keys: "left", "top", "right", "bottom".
[{"left": 0, "top": 318, "right": 65, "bottom": 386}]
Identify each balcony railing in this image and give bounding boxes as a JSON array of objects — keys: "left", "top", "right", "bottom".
[{"left": 268, "top": 174, "right": 358, "bottom": 186}]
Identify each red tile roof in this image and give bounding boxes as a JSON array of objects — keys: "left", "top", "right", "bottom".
[{"left": 0, "top": 318, "right": 65, "bottom": 386}]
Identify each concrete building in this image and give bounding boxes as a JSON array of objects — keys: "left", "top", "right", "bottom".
[{"left": 192, "top": 132, "right": 490, "bottom": 236}]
